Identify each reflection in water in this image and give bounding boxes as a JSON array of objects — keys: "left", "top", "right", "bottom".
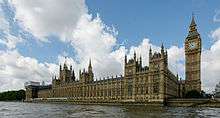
[{"left": 0, "top": 102, "right": 220, "bottom": 118}]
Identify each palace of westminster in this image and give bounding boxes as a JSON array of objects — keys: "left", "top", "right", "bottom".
[{"left": 25, "top": 16, "right": 202, "bottom": 104}]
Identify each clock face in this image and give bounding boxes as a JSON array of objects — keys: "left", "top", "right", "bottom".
[{"left": 189, "top": 42, "right": 196, "bottom": 49}]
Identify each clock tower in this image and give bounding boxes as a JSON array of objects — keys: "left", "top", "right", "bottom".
[{"left": 185, "top": 15, "right": 201, "bottom": 93}]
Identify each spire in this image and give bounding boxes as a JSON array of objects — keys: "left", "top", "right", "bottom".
[
  {"left": 139, "top": 55, "right": 142, "bottom": 67},
  {"left": 72, "top": 69, "right": 75, "bottom": 81},
  {"left": 88, "top": 58, "right": 92, "bottom": 70},
  {"left": 139, "top": 55, "right": 142, "bottom": 62},
  {"left": 63, "top": 57, "right": 67, "bottom": 69},
  {"left": 189, "top": 14, "right": 197, "bottom": 32},
  {"left": 89, "top": 58, "right": 92, "bottom": 68},
  {"left": 149, "top": 46, "right": 152, "bottom": 58},
  {"left": 190, "top": 13, "right": 196, "bottom": 27},
  {"left": 70, "top": 65, "right": 72, "bottom": 70},
  {"left": 134, "top": 51, "right": 136, "bottom": 60},
  {"left": 59, "top": 64, "right": 62, "bottom": 70},
  {"left": 161, "top": 43, "right": 164, "bottom": 52},
  {"left": 79, "top": 69, "right": 81, "bottom": 75},
  {"left": 88, "top": 58, "right": 93, "bottom": 74},
  {"left": 125, "top": 54, "right": 127, "bottom": 63},
  {"left": 165, "top": 49, "right": 168, "bottom": 56}
]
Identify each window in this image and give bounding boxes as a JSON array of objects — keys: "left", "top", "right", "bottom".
[
  {"left": 153, "top": 85, "right": 159, "bottom": 93},
  {"left": 128, "top": 80, "right": 133, "bottom": 96},
  {"left": 146, "top": 86, "right": 148, "bottom": 94},
  {"left": 128, "top": 85, "right": 133, "bottom": 96},
  {"left": 140, "top": 85, "right": 144, "bottom": 94}
]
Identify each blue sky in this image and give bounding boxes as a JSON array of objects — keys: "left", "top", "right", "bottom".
[
  {"left": 0, "top": 0, "right": 220, "bottom": 92},
  {"left": 86, "top": 0, "right": 220, "bottom": 48},
  {"left": 1, "top": 0, "right": 219, "bottom": 63}
]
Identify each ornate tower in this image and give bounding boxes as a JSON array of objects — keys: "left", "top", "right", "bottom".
[
  {"left": 185, "top": 15, "right": 201, "bottom": 93},
  {"left": 88, "top": 59, "right": 94, "bottom": 82},
  {"left": 124, "top": 51, "right": 137, "bottom": 99}
]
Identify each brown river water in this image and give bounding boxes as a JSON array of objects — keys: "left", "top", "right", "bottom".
[{"left": 0, "top": 102, "right": 220, "bottom": 118}]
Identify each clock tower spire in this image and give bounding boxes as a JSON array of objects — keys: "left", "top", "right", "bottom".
[{"left": 185, "top": 15, "right": 202, "bottom": 93}]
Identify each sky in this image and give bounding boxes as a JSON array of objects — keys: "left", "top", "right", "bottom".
[{"left": 0, "top": 0, "right": 220, "bottom": 93}]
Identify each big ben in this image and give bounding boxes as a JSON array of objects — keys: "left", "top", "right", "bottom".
[{"left": 185, "top": 15, "right": 201, "bottom": 93}]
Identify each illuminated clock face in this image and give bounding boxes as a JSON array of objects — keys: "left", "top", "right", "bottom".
[{"left": 189, "top": 42, "right": 196, "bottom": 49}]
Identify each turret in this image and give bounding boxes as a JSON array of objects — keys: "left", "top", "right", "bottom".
[
  {"left": 161, "top": 43, "right": 166, "bottom": 59},
  {"left": 63, "top": 57, "right": 67, "bottom": 70},
  {"left": 139, "top": 55, "right": 142, "bottom": 66},
  {"left": 88, "top": 59, "right": 92, "bottom": 73},
  {"left": 149, "top": 46, "right": 152, "bottom": 60},
  {"left": 70, "top": 65, "right": 72, "bottom": 71},
  {"left": 134, "top": 51, "right": 136, "bottom": 61},
  {"left": 59, "top": 64, "right": 62, "bottom": 80},
  {"left": 186, "top": 14, "right": 199, "bottom": 40},
  {"left": 161, "top": 43, "right": 164, "bottom": 51},
  {"left": 71, "top": 69, "right": 75, "bottom": 81},
  {"left": 79, "top": 69, "right": 81, "bottom": 79},
  {"left": 88, "top": 59, "right": 94, "bottom": 82},
  {"left": 139, "top": 55, "right": 142, "bottom": 71},
  {"left": 149, "top": 44, "right": 168, "bottom": 70},
  {"left": 59, "top": 64, "right": 62, "bottom": 72},
  {"left": 161, "top": 43, "right": 164, "bottom": 54},
  {"left": 165, "top": 50, "right": 168, "bottom": 57},
  {"left": 189, "top": 14, "right": 197, "bottom": 32},
  {"left": 125, "top": 54, "right": 127, "bottom": 64}
]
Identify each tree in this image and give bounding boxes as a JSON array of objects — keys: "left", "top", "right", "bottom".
[{"left": 0, "top": 90, "right": 26, "bottom": 101}]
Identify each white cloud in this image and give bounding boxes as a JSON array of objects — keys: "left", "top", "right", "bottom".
[
  {"left": 214, "top": 10, "right": 220, "bottom": 22},
  {"left": 7, "top": 0, "right": 126, "bottom": 79},
  {"left": 0, "top": 0, "right": 219, "bottom": 94},
  {"left": 167, "top": 46, "right": 185, "bottom": 78},
  {"left": 201, "top": 29, "right": 220, "bottom": 93},
  {"left": 10, "top": 0, "right": 87, "bottom": 42},
  {"left": 211, "top": 27, "right": 220, "bottom": 41},
  {"left": 0, "top": 3, "right": 23, "bottom": 49},
  {"left": 0, "top": 50, "right": 58, "bottom": 91},
  {"left": 126, "top": 38, "right": 161, "bottom": 66},
  {"left": 65, "top": 14, "right": 124, "bottom": 78},
  {"left": 0, "top": 34, "right": 23, "bottom": 49}
]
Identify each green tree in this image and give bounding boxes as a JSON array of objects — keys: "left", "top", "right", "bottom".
[{"left": 0, "top": 90, "right": 26, "bottom": 101}]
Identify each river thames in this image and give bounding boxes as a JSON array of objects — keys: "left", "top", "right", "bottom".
[{"left": 0, "top": 102, "right": 220, "bottom": 118}]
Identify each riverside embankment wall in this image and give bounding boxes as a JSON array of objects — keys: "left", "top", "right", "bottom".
[{"left": 167, "top": 98, "right": 220, "bottom": 107}]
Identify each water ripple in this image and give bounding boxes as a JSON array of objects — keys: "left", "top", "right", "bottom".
[{"left": 0, "top": 102, "right": 220, "bottom": 118}]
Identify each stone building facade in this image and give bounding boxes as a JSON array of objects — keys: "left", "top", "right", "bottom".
[
  {"left": 184, "top": 16, "right": 202, "bottom": 93},
  {"left": 25, "top": 45, "right": 180, "bottom": 104},
  {"left": 25, "top": 16, "right": 202, "bottom": 104}
]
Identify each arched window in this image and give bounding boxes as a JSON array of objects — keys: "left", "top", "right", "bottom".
[{"left": 128, "top": 80, "right": 132, "bottom": 96}]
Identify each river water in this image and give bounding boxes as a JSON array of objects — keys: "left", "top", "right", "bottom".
[{"left": 0, "top": 102, "right": 220, "bottom": 118}]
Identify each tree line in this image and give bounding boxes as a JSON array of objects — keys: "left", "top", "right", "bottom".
[{"left": 0, "top": 90, "right": 25, "bottom": 101}]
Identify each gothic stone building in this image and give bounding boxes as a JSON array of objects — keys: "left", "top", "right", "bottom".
[
  {"left": 184, "top": 16, "right": 202, "bottom": 93},
  {"left": 25, "top": 45, "right": 180, "bottom": 104},
  {"left": 25, "top": 16, "right": 202, "bottom": 104}
]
